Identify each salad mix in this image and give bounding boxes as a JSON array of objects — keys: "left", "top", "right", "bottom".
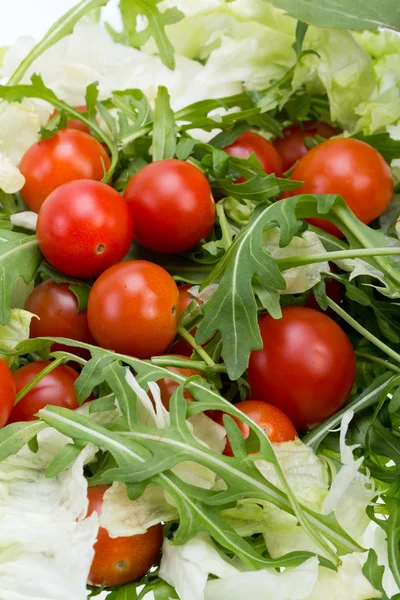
[{"left": 2, "top": 0, "right": 400, "bottom": 598}]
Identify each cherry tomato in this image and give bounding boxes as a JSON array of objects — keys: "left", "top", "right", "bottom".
[
  {"left": 49, "top": 105, "right": 91, "bottom": 134},
  {"left": 124, "top": 159, "right": 215, "bottom": 254},
  {"left": 36, "top": 180, "right": 133, "bottom": 278},
  {"left": 156, "top": 355, "right": 200, "bottom": 409},
  {"left": 214, "top": 400, "right": 297, "bottom": 456},
  {"left": 25, "top": 280, "right": 95, "bottom": 359},
  {"left": 273, "top": 121, "right": 338, "bottom": 172},
  {"left": 88, "top": 260, "right": 179, "bottom": 358},
  {"left": 172, "top": 284, "right": 203, "bottom": 357},
  {"left": 20, "top": 129, "right": 110, "bottom": 213},
  {"left": 306, "top": 267, "right": 344, "bottom": 314},
  {"left": 247, "top": 306, "right": 356, "bottom": 430},
  {"left": 0, "top": 359, "right": 16, "bottom": 428},
  {"left": 8, "top": 361, "right": 82, "bottom": 423},
  {"left": 223, "top": 131, "right": 283, "bottom": 178},
  {"left": 289, "top": 138, "right": 394, "bottom": 237},
  {"left": 87, "top": 485, "right": 163, "bottom": 587}
]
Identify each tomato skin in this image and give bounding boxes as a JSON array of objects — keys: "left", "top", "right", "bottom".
[
  {"left": 49, "top": 105, "right": 91, "bottom": 134},
  {"left": 247, "top": 306, "right": 356, "bottom": 430},
  {"left": 87, "top": 486, "right": 163, "bottom": 587},
  {"left": 0, "top": 360, "right": 16, "bottom": 428},
  {"left": 8, "top": 361, "right": 81, "bottom": 423},
  {"left": 223, "top": 131, "right": 283, "bottom": 178},
  {"left": 172, "top": 284, "right": 203, "bottom": 357},
  {"left": 20, "top": 129, "right": 111, "bottom": 213},
  {"left": 25, "top": 280, "right": 95, "bottom": 359},
  {"left": 273, "top": 121, "right": 338, "bottom": 172},
  {"left": 88, "top": 260, "right": 179, "bottom": 358},
  {"left": 36, "top": 180, "right": 133, "bottom": 278},
  {"left": 157, "top": 355, "right": 200, "bottom": 409},
  {"left": 289, "top": 138, "right": 394, "bottom": 237},
  {"left": 214, "top": 400, "right": 297, "bottom": 456},
  {"left": 124, "top": 159, "right": 215, "bottom": 254}
]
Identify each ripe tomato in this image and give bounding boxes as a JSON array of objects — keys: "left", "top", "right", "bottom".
[
  {"left": 247, "top": 306, "right": 356, "bottom": 430},
  {"left": 8, "top": 361, "right": 82, "bottom": 423},
  {"left": 215, "top": 400, "right": 297, "bottom": 456},
  {"left": 124, "top": 159, "right": 215, "bottom": 254},
  {"left": 25, "top": 280, "right": 95, "bottom": 358},
  {"left": 0, "top": 359, "right": 16, "bottom": 428},
  {"left": 88, "top": 261, "right": 179, "bottom": 358},
  {"left": 36, "top": 180, "right": 133, "bottom": 278},
  {"left": 156, "top": 355, "right": 200, "bottom": 409},
  {"left": 172, "top": 284, "right": 203, "bottom": 357},
  {"left": 20, "top": 129, "right": 110, "bottom": 213},
  {"left": 49, "top": 105, "right": 91, "bottom": 134},
  {"left": 223, "top": 131, "right": 283, "bottom": 178},
  {"left": 306, "top": 268, "right": 343, "bottom": 314},
  {"left": 289, "top": 138, "right": 394, "bottom": 237},
  {"left": 273, "top": 121, "right": 338, "bottom": 172},
  {"left": 87, "top": 486, "right": 163, "bottom": 587}
]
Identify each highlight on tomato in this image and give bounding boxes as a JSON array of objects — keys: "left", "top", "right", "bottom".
[
  {"left": 124, "top": 159, "right": 216, "bottom": 254},
  {"left": 247, "top": 306, "right": 357, "bottom": 431},
  {"left": 288, "top": 137, "right": 394, "bottom": 237},
  {"left": 36, "top": 180, "right": 133, "bottom": 278},
  {"left": 87, "top": 260, "right": 179, "bottom": 358},
  {"left": 87, "top": 485, "right": 163, "bottom": 587},
  {"left": 24, "top": 279, "right": 95, "bottom": 358},
  {"left": 0, "top": 359, "right": 16, "bottom": 428},
  {"left": 49, "top": 105, "right": 91, "bottom": 134},
  {"left": 8, "top": 361, "right": 83, "bottom": 423},
  {"left": 273, "top": 121, "right": 338, "bottom": 172},
  {"left": 19, "top": 129, "right": 111, "bottom": 213},
  {"left": 223, "top": 130, "right": 283, "bottom": 178}
]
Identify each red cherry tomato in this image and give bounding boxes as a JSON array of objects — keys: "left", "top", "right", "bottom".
[
  {"left": 87, "top": 485, "right": 163, "bottom": 587},
  {"left": 214, "top": 400, "right": 297, "bottom": 456},
  {"left": 156, "top": 355, "right": 200, "bottom": 409},
  {"left": 20, "top": 129, "right": 110, "bottom": 213},
  {"left": 49, "top": 105, "right": 91, "bottom": 134},
  {"left": 25, "top": 280, "right": 95, "bottom": 359},
  {"left": 289, "top": 138, "right": 394, "bottom": 237},
  {"left": 223, "top": 131, "right": 283, "bottom": 178},
  {"left": 124, "top": 159, "right": 215, "bottom": 254},
  {"left": 0, "top": 359, "right": 16, "bottom": 428},
  {"left": 273, "top": 121, "right": 338, "bottom": 172},
  {"left": 247, "top": 306, "right": 356, "bottom": 430},
  {"left": 8, "top": 361, "right": 82, "bottom": 423},
  {"left": 172, "top": 284, "right": 203, "bottom": 357},
  {"left": 36, "top": 180, "right": 133, "bottom": 278},
  {"left": 306, "top": 274, "right": 344, "bottom": 314},
  {"left": 88, "top": 260, "right": 179, "bottom": 358}
]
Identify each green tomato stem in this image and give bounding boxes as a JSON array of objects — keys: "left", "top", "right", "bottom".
[
  {"left": 14, "top": 356, "right": 65, "bottom": 405},
  {"left": 177, "top": 327, "right": 215, "bottom": 368}
]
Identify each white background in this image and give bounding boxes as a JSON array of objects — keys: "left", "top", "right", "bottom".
[{"left": 0, "top": 0, "right": 121, "bottom": 46}]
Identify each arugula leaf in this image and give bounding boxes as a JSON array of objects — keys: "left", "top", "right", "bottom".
[
  {"left": 152, "top": 86, "right": 177, "bottom": 161},
  {"left": 352, "top": 131, "right": 400, "bottom": 163},
  {"left": 119, "top": 0, "right": 183, "bottom": 70},
  {"left": 362, "top": 549, "right": 389, "bottom": 600},
  {"left": 267, "top": 0, "right": 400, "bottom": 31},
  {"left": 293, "top": 22, "right": 309, "bottom": 56},
  {"left": 0, "top": 421, "right": 46, "bottom": 462}
]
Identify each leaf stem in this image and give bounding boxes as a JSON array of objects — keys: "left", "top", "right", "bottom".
[
  {"left": 177, "top": 327, "right": 215, "bottom": 368},
  {"left": 14, "top": 356, "right": 65, "bottom": 405},
  {"left": 327, "top": 298, "right": 400, "bottom": 365},
  {"left": 278, "top": 247, "right": 400, "bottom": 270},
  {"left": 355, "top": 352, "right": 400, "bottom": 374},
  {"left": 151, "top": 355, "right": 226, "bottom": 373}
]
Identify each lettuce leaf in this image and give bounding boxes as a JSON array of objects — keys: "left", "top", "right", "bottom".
[{"left": 0, "top": 308, "right": 37, "bottom": 366}]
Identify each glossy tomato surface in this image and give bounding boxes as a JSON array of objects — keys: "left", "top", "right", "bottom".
[
  {"left": 36, "top": 180, "right": 133, "bottom": 278},
  {"left": 87, "top": 485, "right": 163, "bottom": 587},
  {"left": 20, "top": 129, "right": 111, "bottom": 212},
  {"left": 124, "top": 159, "right": 215, "bottom": 254},
  {"left": 157, "top": 355, "right": 200, "bottom": 409},
  {"left": 247, "top": 306, "right": 356, "bottom": 430},
  {"left": 49, "top": 105, "right": 91, "bottom": 134},
  {"left": 88, "top": 260, "right": 179, "bottom": 358},
  {"left": 0, "top": 359, "right": 16, "bottom": 428},
  {"left": 8, "top": 361, "right": 81, "bottom": 423},
  {"left": 223, "top": 131, "right": 283, "bottom": 177},
  {"left": 25, "top": 280, "right": 95, "bottom": 358},
  {"left": 218, "top": 400, "right": 297, "bottom": 456},
  {"left": 273, "top": 121, "right": 338, "bottom": 172},
  {"left": 172, "top": 284, "right": 203, "bottom": 357},
  {"left": 289, "top": 138, "right": 394, "bottom": 237}
]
